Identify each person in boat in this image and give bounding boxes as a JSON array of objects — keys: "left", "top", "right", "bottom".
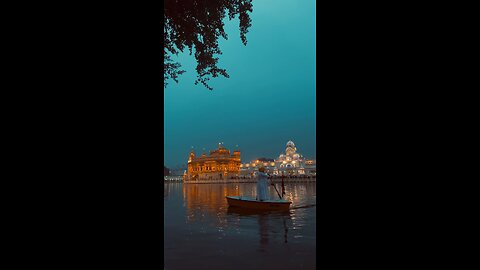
[{"left": 256, "top": 167, "right": 269, "bottom": 201}]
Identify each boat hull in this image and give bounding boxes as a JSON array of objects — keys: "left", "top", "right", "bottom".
[{"left": 226, "top": 196, "right": 292, "bottom": 211}]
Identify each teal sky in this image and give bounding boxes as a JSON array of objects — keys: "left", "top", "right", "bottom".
[{"left": 164, "top": 0, "right": 316, "bottom": 168}]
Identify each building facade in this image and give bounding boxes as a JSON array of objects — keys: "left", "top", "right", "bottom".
[
  {"left": 186, "top": 143, "right": 241, "bottom": 181},
  {"left": 239, "top": 158, "right": 276, "bottom": 176},
  {"left": 274, "top": 140, "right": 307, "bottom": 176},
  {"left": 240, "top": 140, "right": 316, "bottom": 177}
]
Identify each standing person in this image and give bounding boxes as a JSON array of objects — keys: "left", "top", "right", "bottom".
[{"left": 256, "top": 167, "right": 269, "bottom": 201}]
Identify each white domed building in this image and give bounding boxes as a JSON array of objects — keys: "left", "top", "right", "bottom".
[
  {"left": 274, "top": 140, "right": 307, "bottom": 176},
  {"left": 239, "top": 140, "right": 316, "bottom": 178}
]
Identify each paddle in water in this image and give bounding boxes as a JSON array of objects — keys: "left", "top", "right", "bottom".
[{"left": 269, "top": 175, "right": 283, "bottom": 200}]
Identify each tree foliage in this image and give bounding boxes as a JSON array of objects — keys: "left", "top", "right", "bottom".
[{"left": 164, "top": 0, "right": 253, "bottom": 90}]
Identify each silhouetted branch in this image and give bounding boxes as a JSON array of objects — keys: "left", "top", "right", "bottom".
[{"left": 164, "top": 0, "right": 253, "bottom": 90}]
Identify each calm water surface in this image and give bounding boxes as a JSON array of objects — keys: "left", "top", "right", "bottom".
[{"left": 164, "top": 181, "right": 316, "bottom": 270}]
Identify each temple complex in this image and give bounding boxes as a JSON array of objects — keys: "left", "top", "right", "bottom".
[
  {"left": 240, "top": 140, "right": 316, "bottom": 177},
  {"left": 274, "top": 140, "right": 307, "bottom": 175},
  {"left": 186, "top": 143, "right": 241, "bottom": 181},
  {"left": 239, "top": 158, "right": 276, "bottom": 176}
]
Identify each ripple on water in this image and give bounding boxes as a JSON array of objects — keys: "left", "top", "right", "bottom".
[{"left": 165, "top": 182, "right": 316, "bottom": 270}]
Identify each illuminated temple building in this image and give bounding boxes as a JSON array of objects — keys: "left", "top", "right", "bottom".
[
  {"left": 186, "top": 143, "right": 241, "bottom": 181},
  {"left": 277, "top": 140, "right": 317, "bottom": 175},
  {"left": 240, "top": 140, "right": 316, "bottom": 176}
]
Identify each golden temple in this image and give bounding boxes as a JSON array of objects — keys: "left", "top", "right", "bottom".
[{"left": 186, "top": 143, "right": 241, "bottom": 181}]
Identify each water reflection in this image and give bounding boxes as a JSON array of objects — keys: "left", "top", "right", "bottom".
[
  {"left": 165, "top": 181, "right": 316, "bottom": 270},
  {"left": 227, "top": 206, "right": 291, "bottom": 250},
  {"left": 180, "top": 181, "right": 317, "bottom": 248},
  {"left": 182, "top": 183, "right": 240, "bottom": 224},
  {"left": 259, "top": 214, "right": 269, "bottom": 251},
  {"left": 181, "top": 182, "right": 316, "bottom": 226}
]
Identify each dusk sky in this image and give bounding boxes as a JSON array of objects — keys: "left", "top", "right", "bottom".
[{"left": 164, "top": 0, "right": 316, "bottom": 168}]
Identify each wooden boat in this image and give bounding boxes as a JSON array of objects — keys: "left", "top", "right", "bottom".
[
  {"left": 226, "top": 196, "right": 292, "bottom": 211},
  {"left": 227, "top": 205, "right": 292, "bottom": 217}
]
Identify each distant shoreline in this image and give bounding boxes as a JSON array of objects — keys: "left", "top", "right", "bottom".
[{"left": 164, "top": 177, "right": 317, "bottom": 184}]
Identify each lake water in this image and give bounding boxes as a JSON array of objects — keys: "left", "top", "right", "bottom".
[{"left": 164, "top": 181, "right": 316, "bottom": 270}]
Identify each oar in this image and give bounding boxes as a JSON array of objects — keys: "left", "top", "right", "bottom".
[{"left": 270, "top": 178, "right": 282, "bottom": 199}]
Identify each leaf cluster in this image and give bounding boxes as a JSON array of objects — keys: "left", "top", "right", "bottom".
[{"left": 164, "top": 0, "right": 253, "bottom": 90}]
